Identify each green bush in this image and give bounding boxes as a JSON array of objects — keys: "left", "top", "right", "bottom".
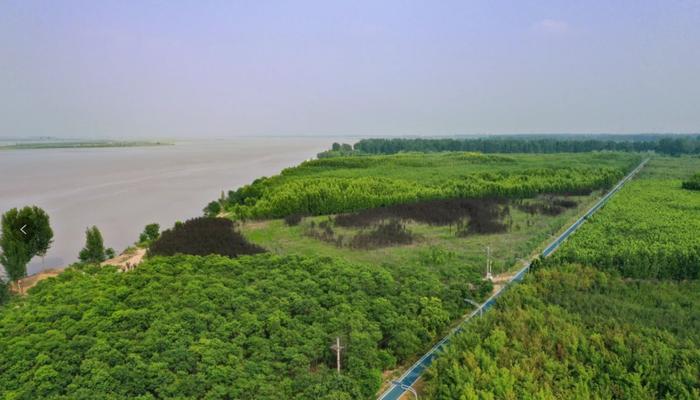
[{"left": 682, "top": 172, "right": 700, "bottom": 190}]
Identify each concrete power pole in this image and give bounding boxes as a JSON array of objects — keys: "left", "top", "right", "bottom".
[
  {"left": 485, "top": 246, "right": 493, "bottom": 281},
  {"left": 330, "top": 337, "right": 344, "bottom": 373}
]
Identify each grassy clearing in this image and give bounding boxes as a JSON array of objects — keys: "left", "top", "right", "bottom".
[{"left": 241, "top": 193, "right": 601, "bottom": 280}]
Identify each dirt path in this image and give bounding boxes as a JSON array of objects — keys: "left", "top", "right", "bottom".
[
  {"left": 12, "top": 267, "right": 66, "bottom": 295},
  {"left": 490, "top": 270, "right": 517, "bottom": 294},
  {"left": 101, "top": 247, "right": 147, "bottom": 271},
  {"left": 489, "top": 259, "right": 529, "bottom": 295},
  {"left": 11, "top": 247, "right": 147, "bottom": 295}
]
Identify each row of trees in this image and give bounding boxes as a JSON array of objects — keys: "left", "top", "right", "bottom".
[
  {"left": 425, "top": 265, "right": 700, "bottom": 399},
  {"left": 0, "top": 253, "right": 489, "bottom": 399},
  {"left": 351, "top": 136, "right": 700, "bottom": 156},
  {"left": 317, "top": 142, "right": 356, "bottom": 158}
]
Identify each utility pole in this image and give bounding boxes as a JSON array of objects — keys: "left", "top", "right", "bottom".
[
  {"left": 485, "top": 246, "right": 493, "bottom": 281},
  {"left": 330, "top": 337, "right": 343, "bottom": 373}
]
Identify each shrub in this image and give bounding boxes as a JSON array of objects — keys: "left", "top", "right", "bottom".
[
  {"left": 682, "top": 173, "right": 700, "bottom": 190},
  {"left": 149, "top": 217, "right": 265, "bottom": 258},
  {"left": 515, "top": 195, "right": 578, "bottom": 216},
  {"left": 138, "top": 223, "right": 160, "bottom": 244},
  {"left": 349, "top": 220, "right": 414, "bottom": 249},
  {"left": 204, "top": 200, "right": 222, "bottom": 216},
  {"left": 283, "top": 213, "right": 303, "bottom": 226}
]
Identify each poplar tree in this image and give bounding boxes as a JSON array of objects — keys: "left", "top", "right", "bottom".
[
  {"left": 0, "top": 206, "right": 53, "bottom": 281},
  {"left": 78, "top": 226, "right": 107, "bottom": 263}
]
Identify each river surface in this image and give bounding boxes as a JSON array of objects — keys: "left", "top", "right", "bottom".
[{"left": 0, "top": 138, "right": 337, "bottom": 275}]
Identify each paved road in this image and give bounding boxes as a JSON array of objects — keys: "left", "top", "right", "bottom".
[{"left": 378, "top": 158, "right": 648, "bottom": 400}]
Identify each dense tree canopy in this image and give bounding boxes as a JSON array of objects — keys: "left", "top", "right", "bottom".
[
  {"left": 219, "top": 152, "right": 639, "bottom": 219},
  {"left": 425, "top": 157, "right": 700, "bottom": 399},
  {"left": 0, "top": 254, "right": 479, "bottom": 399},
  {"left": 425, "top": 265, "right": 700, "bottom": 399},
  {"left": 555, "top": 178, "right": 700, "bottom": 279}
]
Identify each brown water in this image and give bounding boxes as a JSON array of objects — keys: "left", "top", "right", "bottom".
[{"left": 0, "top": 138, "right": 336, "bottom": 275}]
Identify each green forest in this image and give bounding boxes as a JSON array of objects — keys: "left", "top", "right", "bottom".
[
  {"left": 217, "top": 152, "right": 639, "bottom": 219},
  {"left": 555, "top": 177, "right": 700, "bottom": 279},
  {"left": 424, "top": 156, "right": 700, "bottom": 399},
  {"left": 1, "top": 144, "right": 697, "bottom": 399},
  {"left": 0, "top": 254, "right": 470, "bottom": 400},
  {"left": 424, "top": 265, "right": 700, "bottom": 399},
  {"left": 554, "top": 157, "right": 700, "bottom": 279}
]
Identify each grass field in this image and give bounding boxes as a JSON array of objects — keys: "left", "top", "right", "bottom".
[{"left": 241, "top": 193, "right": 602, "bottom": 282}]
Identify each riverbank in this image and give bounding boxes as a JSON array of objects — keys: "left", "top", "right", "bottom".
[
  {"left": 0, "top": 138, "right": 335, "bottom": 275},
  {"left": 0, "top": 140, "right": 171, "bottom": 150}
]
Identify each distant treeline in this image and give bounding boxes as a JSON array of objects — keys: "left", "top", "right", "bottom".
[{"left": 346, "top": 135, "right": 700, "bottom": 156}]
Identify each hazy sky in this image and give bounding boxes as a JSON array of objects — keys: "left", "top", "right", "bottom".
[{"left": 1, "top": 1, "right": 699, "bottom": 138}]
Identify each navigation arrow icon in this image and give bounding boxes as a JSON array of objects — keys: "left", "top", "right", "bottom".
[{"left": 20, "top": 224, "right": 27, "bottom": 235}]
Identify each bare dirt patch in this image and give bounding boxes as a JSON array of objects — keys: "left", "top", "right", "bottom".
[
  {"left": 102, "top": 247, "right": 147, "bottom": 271},
  {"left": 12, "top": 267, "right": 65, "bottom": 294}
]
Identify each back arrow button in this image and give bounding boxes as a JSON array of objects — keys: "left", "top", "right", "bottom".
[{"left": 20, "top": 224, "right": 27, "bottom": 235}]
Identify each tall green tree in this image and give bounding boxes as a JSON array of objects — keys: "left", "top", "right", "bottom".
[
  {"left": 78, "top": 226, "right": 107, "bottom": 263},
  {"left": 0, "top": 206, "right": 53, "bottom": 281},
  {"left": 203, "top": 201, "right": 221, "bottom": 217},
  {"left": 138, "top": 223, "right": 160, "bottom": 244}
]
